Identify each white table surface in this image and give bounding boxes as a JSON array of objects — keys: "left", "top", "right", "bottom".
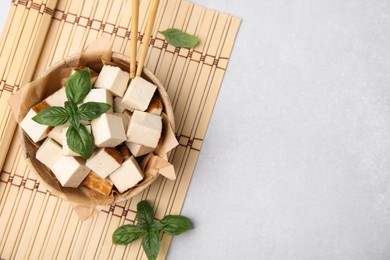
[{"left": 2, "top": 1, "right": 390, "bottom": 259}]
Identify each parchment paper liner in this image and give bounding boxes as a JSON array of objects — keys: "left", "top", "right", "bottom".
[{"left": 8, "top": 36, "right": 178, "bottom": 220}]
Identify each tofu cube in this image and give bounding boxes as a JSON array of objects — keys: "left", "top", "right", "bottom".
[
  {"left": 114, "top": 113, "right": 130, "bottom": 132},
  {"left": 91, "top": 113, "right": 126, "bottom": 147},
  {"left": 123, "top": 110, "right": 133, "bottom": 120},
  {"left": 82, "top": 89, "right": 113, "bottom": 113},
  {"left": 20, "top": 108, "right": 51, "bottom": 143},
  {"left": 71, "top": 66, "right": 98, "bottom": 84},
  {"left": 109, "top": 156, "right": 144, "bottom": 193},
  {"left": 82, "top": 171, "right": 113, "bottom": 196},
  {"left": 48, "top": 123, "right": 70, "bottom": 145},
  {"left": 86, "top": 148, "right": 123, "bottom": 178},
  {"left": 94, "top": 65, "right": 129, "bottom": 97},
  {"left": 45, "top": 87, "right": 67, "bottom": 107},
  {"left": 146, "top": 95, "right": 163, "bottom": 115},
  {"left": 113, "top": 97, "right": 125, "bottom": 113},
  {"left": 117, "top": 143, "right": 132, "bottom": 160},
  {"left": 36, "top": 138, "right": 63, "bottom": 169},
  {"left": 121, "top": 76, "right": 157, "bottom": 112},
  {"left": 62, "top": 125, "right": 92, "bottom": 156},
  {"left": 126, "top": 110, "right": 162, "bottom": 148},
  {"left": 51, "top": 156, "right": 90, "bottom": 188},
  {"left": 125, "top": 142, "right": 154, "bottom": 157}
]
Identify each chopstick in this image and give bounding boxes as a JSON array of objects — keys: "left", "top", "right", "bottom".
[
  {"left": 136, "top": 0, "right": 160, "bottom": 77},
  {"left": 130, "top": 0, "right": 139, "bottom": 79}
]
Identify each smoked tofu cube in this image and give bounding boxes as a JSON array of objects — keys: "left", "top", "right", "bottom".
[
  {"left": 117, "top": 143, "right": 132, "bottom": 160},
  {"left": 146, "top": 95, "right": 163, "bottom": 115},
  {"left": 109, "top": 156, "right": 144, "bottom": 193},
  {"left": 121, "top": 76, "right": 156, "bottom": 112},
  {"left": 125, "top": 142, "right": 154, "bottom": 157},
  {"left": 113, "top": 97, "right": 125, "bottom": 113},
  {"left": 86, "top": 148, "right": 123, "bottom": 178},
  {"left": 36, "top": 138, "right": 63, "bottom": 169},
  {"left": 126, "top": 110, "right": 162, "bottom": 148},
  {"left": 82, "top": 89, "right": 113, "bottom": 113},
  {"left": 51, "top": 156, "right": 90, "bottom": 188},
  {"left": 91, "top": 113, "right": 126, "bottom": 147},
  {"left": 94, "top": 65, "right": 129, "bottom": 97},
  {"left": 45, "top": 87, "right": 67, "bottom": 107},
  {"left": 20, "top": 108, "right": 51, "bottom": 143},
  {"left": 82, "top": 171, "right": 113, "bottom": 196},
  {"left": 62, "top": 125, "right": 92, "bottom": 156}
]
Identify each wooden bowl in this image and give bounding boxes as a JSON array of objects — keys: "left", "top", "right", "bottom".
[{"left": 20, "top": 53, "right": 174, "bottom": 204}]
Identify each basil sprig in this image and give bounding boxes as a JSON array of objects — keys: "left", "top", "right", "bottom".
[
  {"left": 112, "top": 200, "right": 192, "bottom": 260},
  {"left": 159, "top": 28, "right": 199, "bottom": 49},
  {"left": 32, "top": 67, "right": 111, "bottom": 159}
]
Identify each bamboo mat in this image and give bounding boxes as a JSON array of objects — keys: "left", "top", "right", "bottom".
[{"left": 0, "top": 0, "right": 240, "bottom": 259}]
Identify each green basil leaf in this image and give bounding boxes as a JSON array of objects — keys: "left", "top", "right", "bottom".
[
  {"left": 77, "top": 102, "right": 111, "bottom": 121},
  {"left": 65, "top": 101, "right": 80, "bottom": 128},
  {"left": 142, "top": 231, "right": 161, "bottom": 260},
  {"left": 32, "top": 107, "right": 69, "bottom": 126},
  {"left": 159, "top": 28, "right": 199, "bottom": 48},
  {"left": 66, "top": 124, "right": 94, "bottom": 159},
  {"left": 112, "top": 224, "right": 144, "bottom": 245},
  {"left": 65, "top": 67, "right": 92, "bottom": 103},
  {"left": 160, "top": 215, "right": 192, "bottom": 236},
  {"left": 151, "top": 221, "right": 165, "bottom": 232},
  {"left": 137, "top": 200, "right": 155, "bottom": 227}
]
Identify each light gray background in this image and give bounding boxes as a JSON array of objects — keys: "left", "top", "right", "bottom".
[{"left": 2, "top": 1, "right": 390, "bottom": 259}]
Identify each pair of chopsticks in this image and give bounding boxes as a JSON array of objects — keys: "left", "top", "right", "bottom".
[{"left": 130, "top": 0, "right": 160, "bottom": 79}]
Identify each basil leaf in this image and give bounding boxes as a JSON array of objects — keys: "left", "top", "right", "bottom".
[
  {"left": 66, "top": 124, "right": 94, "bottom": 159},
  {"left": 159, "top": 28, "right": 199, "bottom": 48},
  {"left": 77, "top": 102, "right": 111, "bottom": 121},
  {"left": 65, "top": 101, "right": 80, "bottom": 128},
  {"left": 32, "top": 107, "right": 69, "bottom": 126},
  {"left": 160, "top": 215, "right": 192, "bottom": 236},
  {"left": 137, "top": 200, "right": 155, "bottom": 227},
  {"left": 142, "top": 231, "right": 161, "bottom": 260},
  {"left": 112, "top": 225, "right": 144, "bottom": 245},
  {"left": 65, "top": 67, "right": 92, "bottom": 103},
  {"left": 151, "top": 221, "right": 165, "bottom": 232}
]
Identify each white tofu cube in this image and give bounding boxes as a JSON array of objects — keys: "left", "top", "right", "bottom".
[
  {"left": 146, "top": 96, "right": 163, "bottom": 115},
  {"left": 109, "top": 156, "right": 144, "bottom": 193},
  {"left": 114, "top": 113, "right": 130, "bottom": 132},
  {"left": 126, "top": 110, "right": 162, "bottom": 148},
  {"left": 20, "top": 108, "right": 51, "bottom": 143},
  {"left": 125, "top": 142, "right": 154, "bottom": 157},
  {"left": 82, "top": 89, "right": 113, "bottom": 113},
  {"left": 123, "top": 110, "right": 133, "bottom": 120},
  {"left": 121, "top": 76, "right": 157, "bottom": 112},
  {"left": 62, "top": 125, "right": 92, "bottom": 156},
  {"left": 114, "top": 97, "right": 125, "bottom": 113},
  {"left": 48, "top": 123, "right": 70, "bottom": 145},
  {"left": 45, "top": 87, "right": 67, "bottom": 107},
  {"left": 51, "top": 156, "right": 90, "bottom": 188},
  {"left": 91, "top": 113, "right": 126, "bottom": 147},
  {"left": 36, "top": 138, "right": 63, "bottom": 169},
  {"left": 86, "top": 148, "right": 123, "bottom": 178},
  {"left": 94, "top": 65, "right": 129, "bottom": 97}
]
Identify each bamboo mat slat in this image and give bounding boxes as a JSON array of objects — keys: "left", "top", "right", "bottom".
[{"left": 0, "top": 0, "right": 241, "bottom": 259}]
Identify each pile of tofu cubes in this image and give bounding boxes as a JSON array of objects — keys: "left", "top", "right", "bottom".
[{"left": 20, "top": 65, "right": 165, "bottom": 195}]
